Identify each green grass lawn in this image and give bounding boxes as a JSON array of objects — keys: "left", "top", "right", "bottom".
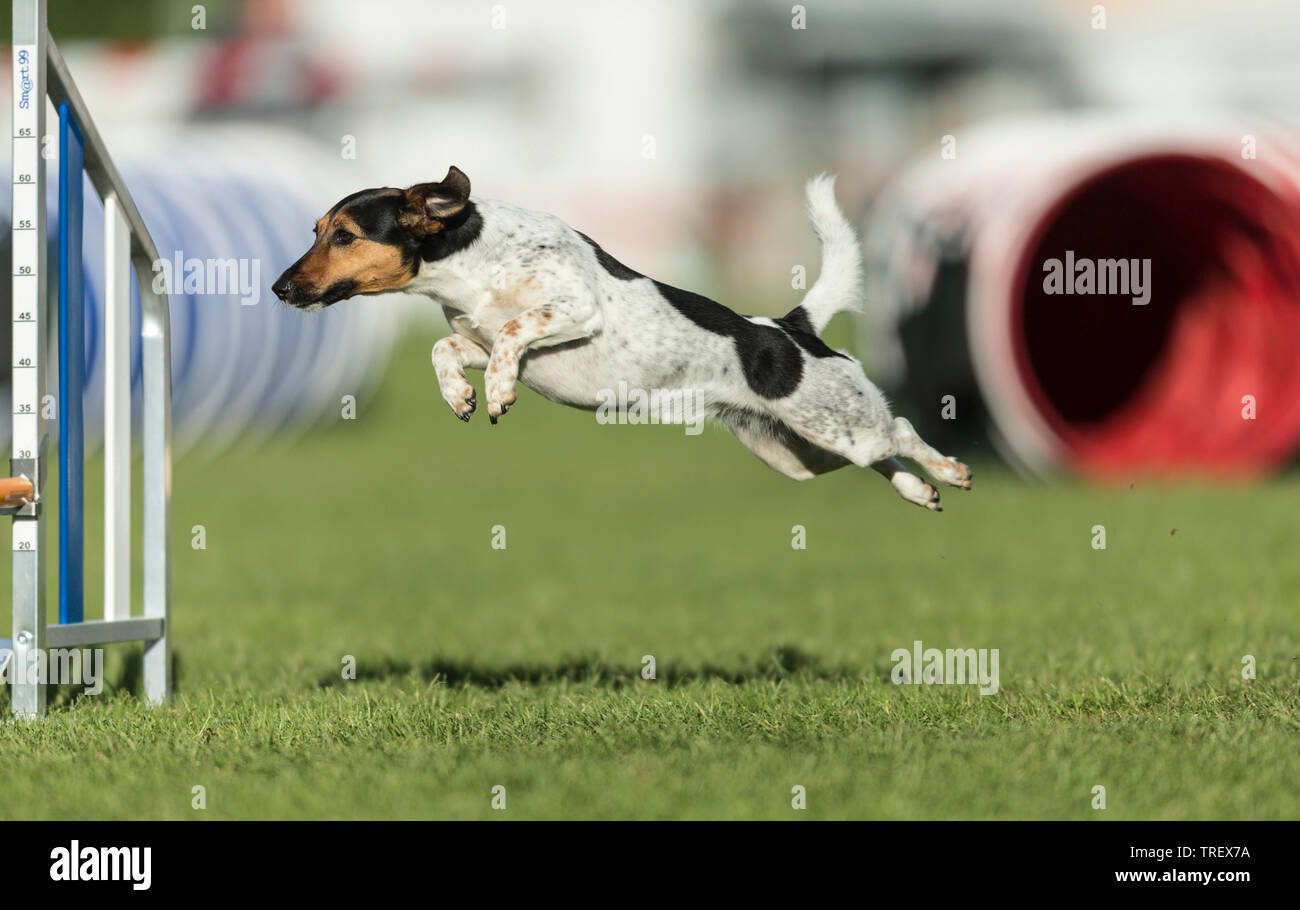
[{"left": 2, "top": 331, "right": 1297, "bottom": 819}]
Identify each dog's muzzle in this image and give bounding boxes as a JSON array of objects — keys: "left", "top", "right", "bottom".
[{"left": 272, "top": 274, "right": 295, "bottom": 303}]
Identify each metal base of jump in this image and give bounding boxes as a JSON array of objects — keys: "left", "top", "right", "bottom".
[{"left": 6, "top": 0, "right": 171, "bottom": 717}]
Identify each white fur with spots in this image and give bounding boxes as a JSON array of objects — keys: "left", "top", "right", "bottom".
[{"left": 407, "top": 177, "right": 971, "bottom": 509}]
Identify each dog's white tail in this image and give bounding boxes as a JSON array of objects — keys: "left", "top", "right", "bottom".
[{"left": 787, "top": 174, "right": 863, "bottom": 335}]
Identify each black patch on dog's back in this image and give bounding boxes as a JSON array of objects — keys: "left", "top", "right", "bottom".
[
  {"left": 576, "top": 232, "right": 642, "bottom": 281},
  {"left": 775, "top": 306, "right": 851, "bottom": 361},
  {"left": 778, "top": 305, "right": 815, "bottom": 336},
  {"left": 648, "top": 281, "right": 804, "bottom": 398},
  {"left": 578, "top": 233, "right": 847, "bottom": 399}
]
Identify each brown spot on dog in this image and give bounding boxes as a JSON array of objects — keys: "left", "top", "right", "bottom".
[{"left": 491, "top": 276, "right": 537, "bottom": 314}]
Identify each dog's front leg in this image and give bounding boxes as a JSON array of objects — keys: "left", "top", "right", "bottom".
[
  {"left": 432, "top": 334, "right": 490, "bottom": 421},
  {"left": 484, "top": 302, "right": 593, "bottom": 422}
]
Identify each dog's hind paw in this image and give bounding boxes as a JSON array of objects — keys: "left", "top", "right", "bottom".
[
  {"left": 926, "top": 456, "right": 972, "bottom": 490},
  {"left": 921, "top": 483, "right": 943, "bottom": 511},
  {"left": 892, "top": 471, "right": 943, "bottom": 512}
]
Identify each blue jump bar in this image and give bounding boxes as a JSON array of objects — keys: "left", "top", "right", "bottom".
[{"left": 58, "top": 101, "right": 85, "bottom": 625}]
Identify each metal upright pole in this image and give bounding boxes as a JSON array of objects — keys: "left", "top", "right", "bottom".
[
  {"left": 140, "top": 274, "right": 172, "bottom": 705},
  {"left": 103, "top": 194, "right": 131, "bottom": 623},
  {"left": 10, "top": 0, "right": 48, "bottom": 717}
]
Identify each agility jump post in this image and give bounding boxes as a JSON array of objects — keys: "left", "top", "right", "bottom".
[{"left": 1, "top": 0, "right": 172, "bottom": 716}]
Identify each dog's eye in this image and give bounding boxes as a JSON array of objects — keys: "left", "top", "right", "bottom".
[{"left": 332, "top": 230, "right": 356, "bottom": 246}]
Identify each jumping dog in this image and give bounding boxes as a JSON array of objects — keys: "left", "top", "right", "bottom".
[{"left": 272, "top": 167, "right": 972, "bottom": 510}]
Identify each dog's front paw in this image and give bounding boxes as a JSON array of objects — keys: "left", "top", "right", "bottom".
[
  {"left": 486, "top": 383, "right": 518, "bottom": 424},
  {"left": 441, "top": 382, "right": 477, "bottom": 422}
]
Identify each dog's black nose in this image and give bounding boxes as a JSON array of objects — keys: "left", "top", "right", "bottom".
[{"left": 272, "top": 276, "right": 292, "bottom": 301}]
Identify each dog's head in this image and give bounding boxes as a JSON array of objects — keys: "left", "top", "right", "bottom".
[{"left": 272, "top": 165, "right": 473, "bottom": 310}]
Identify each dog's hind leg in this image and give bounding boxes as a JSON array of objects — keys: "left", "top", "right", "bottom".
[
  {"left": 763, "top": 356, "right": 964, "bottom": 510},
  {"left": 764, "top": 355, "right": 903, "bottom": 469},
  {"left": 872, "top": 458, "right": 942, "bottom": 511},
  {"left": 432, "top": 334, "right": 489, "bottom": 421},
  {"left": 720, "top": 410, "right": 848, "bottom": 481},
  {"left": 890, "top": 417, "right": 972, "bottom": 490},
  {"left": 729, "top": 404, "right": 940, "bottom": 509}
]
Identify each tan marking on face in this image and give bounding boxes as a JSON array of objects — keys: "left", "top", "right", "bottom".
[{"left": 294, "top": 213, "right": 415, "bottom": 296}]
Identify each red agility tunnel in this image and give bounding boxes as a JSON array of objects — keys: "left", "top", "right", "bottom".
[
  {"left": 1008, "top": 155, "right": 1300, "bottom": 477},
  {"left": 868, "top": 116, "right": 1300, "bottom": 479}
]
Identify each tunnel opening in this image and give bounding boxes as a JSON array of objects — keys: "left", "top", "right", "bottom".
[{"left": 1011, "top": 154, "right": 1300, "bottom": 477}]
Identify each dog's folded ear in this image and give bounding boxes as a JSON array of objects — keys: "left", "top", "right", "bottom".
[{"left": 400, "top": 166, "right": 471, "bottom": 235}]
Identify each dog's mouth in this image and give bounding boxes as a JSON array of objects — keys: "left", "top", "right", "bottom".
[{"left": 274, "top": 278, "right": 357, "bottom": 311}]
